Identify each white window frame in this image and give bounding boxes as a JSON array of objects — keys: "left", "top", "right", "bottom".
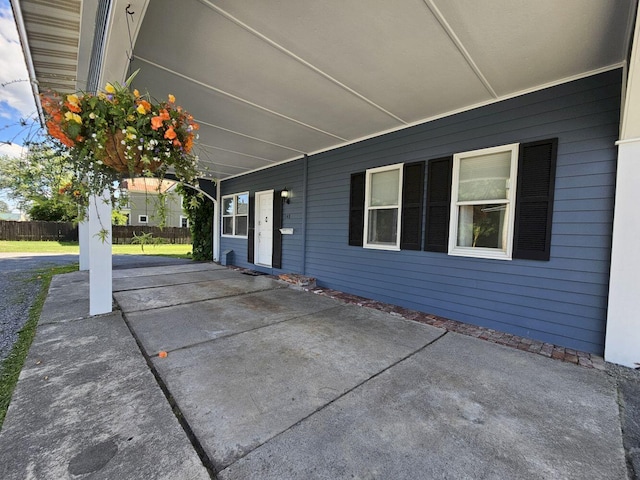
[
  {"left": 221, "top": 192, "right": 249, "bottom": 238},
  {"left": 363, "top": 163, "right": 403, "bottom": 251},
  {"left": 448, "top": 143, "right": 519, "bottom": 260},
  {"left": 138, "top": 214, "right": 148, "bottom": 224},
  {"left": 180, "top": 216, "right": 189, "bottom": 228}
]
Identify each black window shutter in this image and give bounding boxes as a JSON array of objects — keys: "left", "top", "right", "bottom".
[
  {"left": 272, "top": 191, "right": 283, "bottom": 269},
  {"left": 513, "top": 138, "right": 558, "bottom": 261},
  {"left": 424, "top": 156, "right": 453, "bottom": 252},
  {"left": 348, "top": 172, "right": 365, "bottom": 246},
  {"left": 247, "top": 193, "right": 255, "bottom": 263},
  {"left": 400, "top": 161, "right": 425, "bottom": 250}
]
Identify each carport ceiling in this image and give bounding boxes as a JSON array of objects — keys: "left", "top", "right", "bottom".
[{"left": 19, "top": 0, "right": 637, "bottom": 180}]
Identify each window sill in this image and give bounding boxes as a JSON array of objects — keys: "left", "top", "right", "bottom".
[
  {"left": 221, "top": 235, "right": 248, "bottom": 239},
  {"left": 448, "top": 246, "right": 512, "bottom": 261},
  {"left": 363, "top": 244, "right": 401, "bottom": 252}
]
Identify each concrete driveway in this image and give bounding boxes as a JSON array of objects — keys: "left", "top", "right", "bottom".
[{"left": 0, "top": 260, "right": 633, "bottom": 479}]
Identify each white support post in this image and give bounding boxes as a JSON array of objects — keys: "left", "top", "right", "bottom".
[
  {"left": 606, "top": 6, "right": 640, "bottom": 368},
  {"left": 605, "top": 140, "right": 640, "bottom": 368},
  {"left": 78, "top": 214, "right": 90, "bottom": 271},
  {"left": 88, "top": 191, "right": 112, "bottom": 315}
]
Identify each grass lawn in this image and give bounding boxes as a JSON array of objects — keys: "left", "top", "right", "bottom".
[
  {"left": 0, "top": 264, "right": 78, "bottom": 429},
  {"left": 0, "top": 241, "right": 192, "bottom": 258}
]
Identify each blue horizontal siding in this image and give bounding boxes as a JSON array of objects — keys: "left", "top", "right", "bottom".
[
  {"left": 219, "top": 69, "right": 621, "bottom": 354},
  {"left": 220, "top": 160, "right": 305, "bottom": 275}
]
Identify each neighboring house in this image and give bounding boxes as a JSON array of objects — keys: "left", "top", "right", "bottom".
[
  {"left": 120, "top": 178, "right": 188, "bottom": 228},
  {"left": 12, "top": 1, "right": 639, "bottom": 367}
]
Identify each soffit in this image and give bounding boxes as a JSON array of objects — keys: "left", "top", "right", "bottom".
[
  {"left": 16, "top": 0, "right": 81, "bottom": 93},
  {"left": 17, "top": 0, "right": 636, "bottom": 180}
]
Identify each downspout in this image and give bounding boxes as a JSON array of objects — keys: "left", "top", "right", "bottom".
[
  {"left": 86, "top": 0, "right": 113, "bottom": 92},
  {"left": 215, "top": 179, "right": 221, "bottom": 262},
  {"left": 301, "top": 154, "right": 308, "bottom": 274},
  {"left": 10, "top": 0, "right": 43, "bottom": 124}
]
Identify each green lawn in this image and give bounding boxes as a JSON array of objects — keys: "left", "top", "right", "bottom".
[{"left": 0, "top": 241, "right": 192, "bottom": 258}]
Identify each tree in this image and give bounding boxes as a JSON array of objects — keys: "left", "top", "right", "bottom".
[
  {"left": 0, "top": 199, "right": 9, "bottom": 213},
  {"left": 28, "top": 197, "right": 77, "bottom": 222},
  {"left": 0, "top": 142, "right": 76, "bottom": 219}
]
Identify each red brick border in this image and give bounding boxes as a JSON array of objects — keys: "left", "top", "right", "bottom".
[{"left": 308, "top": 286, "right": 605, "bottom": 370}]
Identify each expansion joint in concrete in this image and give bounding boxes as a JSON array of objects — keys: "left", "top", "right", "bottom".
[
  {"left": 220, "top": 329, "right": 449, "bottom": 473},
  {"left": 118, "top": 310, "right": 218, "bottom": 479}
]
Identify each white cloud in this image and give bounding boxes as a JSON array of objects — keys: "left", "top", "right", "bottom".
[
  {"left": 0, "top": 4, "right": 37, "bottom": 119},
  {"left": 0, "top": 141, "right": 26, "bottom": 158}
]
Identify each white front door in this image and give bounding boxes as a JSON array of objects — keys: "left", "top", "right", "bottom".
[{"left": 255, "top": 190, "right": 273, "bottom": 267}]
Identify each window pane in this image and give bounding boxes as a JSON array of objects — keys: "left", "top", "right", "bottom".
[
  {"left": 370, "top": 169, "right": 400, "bottom": 206},
  {"left": 237, "top": 194, "right": 248, "bottom": 215},
  {"left": 457, "top": 204, "right": 507, "bottom": 249},
  {"left": 235, "top": 216, "right": 248, "bottom": 236},
  {"left": 222, "top": 216, "right": 233, "bottom": 235},
  {"left": 367, "top": 208, "right": 398, "bottom": 245},
  {"left": 458, "top": 151, "right": 511, "bottom": 202},
  {"left": 223, "top": 197, "right": 234, "bottom": 215}
]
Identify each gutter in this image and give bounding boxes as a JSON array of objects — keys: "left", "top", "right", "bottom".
[{"left": 9, "top": 0, "right": 44, "bottom": 126}]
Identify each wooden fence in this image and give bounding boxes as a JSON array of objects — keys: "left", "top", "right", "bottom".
[
  {"left": 112, "top": 226, "right": 191, "bottom": 244},
  {"left": 0, "top": 220, "right": 78, "bottom": 241},
  {"left": 0, "top": 220, "right": 191, "bottom": 244}
]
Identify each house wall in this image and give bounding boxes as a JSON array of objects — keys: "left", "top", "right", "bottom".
[
  {"left": 220, "top": 69, "right": 621, "bottom": 354},
  {"left": 221, "top": 160, "right": 305, "bottom": 272},
  {"left": 127, "top": 191, "right": 183, "bottom": 227}
]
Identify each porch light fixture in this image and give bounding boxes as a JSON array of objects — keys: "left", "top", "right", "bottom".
[{"left": 281, "top": 188, "right": 290, "bottom": 204}]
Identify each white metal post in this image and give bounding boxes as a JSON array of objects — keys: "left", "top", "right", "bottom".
[
  {"left": 88, "top": 191, "right": 112, "bottom": 315},
  {"left": 78, "top": 214, "right": 90, "bottom": 271}
]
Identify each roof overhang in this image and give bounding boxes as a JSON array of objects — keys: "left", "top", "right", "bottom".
[{"left": 12, "top": 0, "right": 637, "bottom": 180}]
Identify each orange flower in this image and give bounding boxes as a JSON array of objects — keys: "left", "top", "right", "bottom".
[
  {"left": 159, "top": 109, "right": 170, "bottom": 121},
  {"left": 151, "top": 116, "right": 164, "bottom": 130},
  {"left": 136, "top": 99, "right": 151, "bottom": 114},
  {"left": 184, "top": 135, "right": 194, "bottom": 153},
  {"left": 65, "top": 101, "right": 81, "bottom": 113},
  {"left": 164, "top": 127, "right": 177, "bottom": 140},
  {"left": 158, "top": 351, "right": 168, "bottom": 358},
  {"left": 46, "top": 120, "right": 75, "bottom": 147}
]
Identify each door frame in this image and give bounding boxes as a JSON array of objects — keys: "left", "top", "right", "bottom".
[{"left": 254, "top": 189, "right": 274, "bottom": 267}]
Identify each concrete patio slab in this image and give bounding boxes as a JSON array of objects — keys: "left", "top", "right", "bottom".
[
  {"left": 0, "top": 311, "right": 209, "bottom": 480},
  {"left": 2, "top": 258, "right": 635, "bottom": 479},
  {"left": 148, "top": 305, "right": 445, "bottom": 470},
  {"left": 126, "top": 287, "right": 345, "bottom": 355},
  {"left": 219, "top": 332, "right": 626, "bottom": 480},
  {"left": 39, "top": 271, "right": 90, "bottom": 324},
  {"left": 111, "top": 261, "right": 223, "bottom": 279},
  {"left": 114, "top": 274, "right": 286, "bottom": 312},
  {"left": 113, "top": 268, "right": 240, "bottom": 292}
]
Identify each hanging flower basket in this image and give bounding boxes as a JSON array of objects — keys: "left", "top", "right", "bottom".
[
  {"left": 40, "top": 69, "right": 200, "bottom": 223},
  {"left": 103, "top": 131, "right": 161, "bottom": 174}
]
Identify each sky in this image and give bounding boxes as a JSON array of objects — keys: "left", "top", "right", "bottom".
[{"left": 0, "top": 0, "right": 39, "bottom": 211}]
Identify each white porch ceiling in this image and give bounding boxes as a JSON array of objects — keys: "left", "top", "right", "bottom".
[{"left": 15, "top": 0, "right": 636, "bottom": 180}]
